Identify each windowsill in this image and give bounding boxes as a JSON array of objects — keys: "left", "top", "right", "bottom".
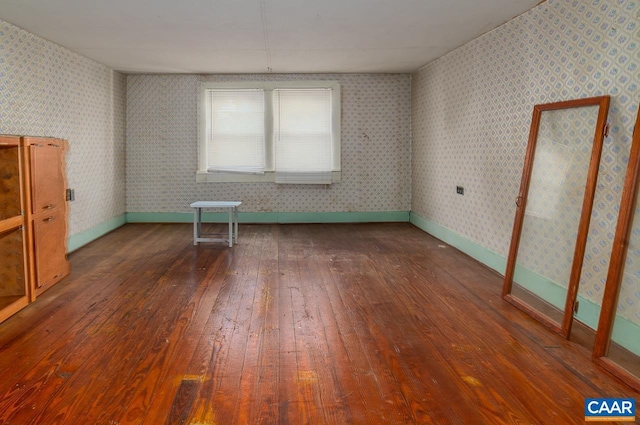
[{"left": 196, "top": 170, "right": 342, "bottom": 183}]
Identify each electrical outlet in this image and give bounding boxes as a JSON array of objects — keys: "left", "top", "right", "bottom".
[{"left": 456, "top": 186, "right": 464, "bottom": 195}]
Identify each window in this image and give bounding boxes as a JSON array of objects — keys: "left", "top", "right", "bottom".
[
  {"left": 206, "top": 89, "right": 265, "bottom": 174},
  {"left": 198, "top": 81, "right": 341, "bottom": 183}
]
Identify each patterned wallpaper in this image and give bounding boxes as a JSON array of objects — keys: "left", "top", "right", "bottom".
[
  {"left": 126, "top": 74, "right": 411, "bottom": 213},
  {"left": 412, "top": 0, "right": 639, "bottom": 326},
  {"left": 0, "top": 20, "right": 127, "bottom": 238}
]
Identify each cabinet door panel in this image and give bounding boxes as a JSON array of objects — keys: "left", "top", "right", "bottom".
[
  {"left": 30, "top": 144, "right": 64, "bottom": 215},
  {"left": 0, "top": 145, "right": 22, "bottom": 221},
  {"left": 0, "top": 227, "right": 26, "bottom": 297},
  {"left": 34, "top": 212, "right": 68, "bottom": 289}
]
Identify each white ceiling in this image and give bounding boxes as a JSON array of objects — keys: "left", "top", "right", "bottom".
[{"left": 0, "top": 0, "right": 542, "bottom": 74}]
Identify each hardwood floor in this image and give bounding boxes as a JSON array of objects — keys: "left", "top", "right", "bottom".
[{"left": 0, "top": 223, "right": 637, "bottom": 424}]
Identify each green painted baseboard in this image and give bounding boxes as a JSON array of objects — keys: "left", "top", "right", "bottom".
[
  {"left": 67, "top": 214, "right": 126, "bottom": 253},
  {"left": 126, "top": 211, "right": 410, "bottom": 224},
  {"left": 513, "top": 265, "right": 567, "bottom": 311},
  {"left": 409, "top": 212, "right": 507, "bottom": 274},
  {"left": 410, "top": 212, "right": 640, "bottom": 356}
]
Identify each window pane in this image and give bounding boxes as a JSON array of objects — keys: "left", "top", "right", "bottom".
[
  {"left": 207, "top": 89, "right": 265, "bottom": 173},
  {"left": 274, "top": 89, "right": 332, "bottom": 183}
]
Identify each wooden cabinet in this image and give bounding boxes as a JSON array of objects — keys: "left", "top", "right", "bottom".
[
  {"left": 22, "top": 137, "right": 70, "bottom": 299},
  {"left": 0, "top": 135, "right": 70, "bottom": 323},
  {"left": 0, "top": 135, "right": 29, "bottom": 323}
]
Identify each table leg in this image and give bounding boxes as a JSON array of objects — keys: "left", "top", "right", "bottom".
[
  {"left": 234, "top": 206, "right": 239, "bottom": 244},
  {"left": 193, "top": 208, "right": 198, "bottom": 245},
  {"left": 228, "top": 207, "right": 233, "bottom": 247}
]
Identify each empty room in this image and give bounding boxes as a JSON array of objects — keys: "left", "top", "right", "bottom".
[{"left": 0, "top": 0, "right": 639, "bottom": 423}]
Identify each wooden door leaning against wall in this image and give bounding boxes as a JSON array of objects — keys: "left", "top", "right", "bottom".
[
  {"left": 502, "top": 96, "right": 611, "bottom": 338},
  {"left": 593, "top": 104, "right": 640, "bottom": 392}
]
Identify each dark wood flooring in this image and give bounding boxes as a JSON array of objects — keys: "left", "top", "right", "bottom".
[{"left": 0, "top": 223, "right": 637, "bottom": 424}]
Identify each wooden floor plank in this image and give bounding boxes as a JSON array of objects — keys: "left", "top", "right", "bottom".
[
  {"left": 319, "top": 226, "right": 423, "bottom": 424},
  {"left": 312, "top": 246, "right": 404, "bottom": 424},
  {"left": 0, "top": 223, "right": 637, "bottom": 424},
  {"left": 277, "top": 227, "right": 314, "bottom": 425},
  {"left": 184, "top": 224, "right": 261, "bottom": 424},
  {"left": 235, "top": 225, "right": 280, "bottom": 425}
]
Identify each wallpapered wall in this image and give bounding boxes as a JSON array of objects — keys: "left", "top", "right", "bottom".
[
  {"left": 412, "top": 0, "right": 639, "bottom": 327},
  {"left": 126, "top": 74, "right": 411, "bottom": 214},
  {"left": 0, "top": 20, "right": 127, "bottom": 239}
]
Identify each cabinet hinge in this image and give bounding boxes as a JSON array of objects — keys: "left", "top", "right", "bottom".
[
  {"left": 603, "top": 123, "right": 610, "bottom": 138},
  {"left": 573, "top": 300, "right": 580, "bottom": 315}
]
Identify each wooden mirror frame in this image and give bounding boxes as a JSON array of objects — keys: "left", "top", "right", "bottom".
[
  {"left": 593, "top": 106, "right": 640, "bottom": 392},
  {"left": 502, "top": 96, "right": 611, "bottom": 338}
]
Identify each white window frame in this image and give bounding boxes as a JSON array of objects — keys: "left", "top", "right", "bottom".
[{"left": 197, "top": 81, "right": 341, "bottom": 183}]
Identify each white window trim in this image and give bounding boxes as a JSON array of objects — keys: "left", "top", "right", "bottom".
[{"left": 197, "top": 80, "right": 341, "bottom": 183}]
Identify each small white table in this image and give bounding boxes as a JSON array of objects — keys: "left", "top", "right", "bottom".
[{"left": 190, "top": 201, "right": 242, "bottom": 247}]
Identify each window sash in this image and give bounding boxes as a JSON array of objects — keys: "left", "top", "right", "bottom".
[
  {"left": 274, "top": 88, "right": 333, "bottom": 184},
  {"left": 205, "top": 89, "right": 265, "bottom": 174}
]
